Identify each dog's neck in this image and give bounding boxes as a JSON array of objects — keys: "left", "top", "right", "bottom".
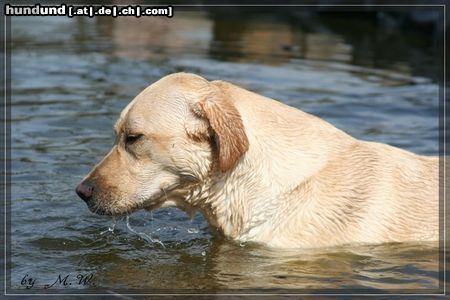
[
  {"left": 183, "top": 162, "right": 280, "bottom": 241},
  {"left": 183, "top": 174, "right": 241, "bottom": 238}
]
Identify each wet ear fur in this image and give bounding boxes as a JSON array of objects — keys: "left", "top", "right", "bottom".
[{"left": 190, "top": 83, "right": 249, "bottom": 173}]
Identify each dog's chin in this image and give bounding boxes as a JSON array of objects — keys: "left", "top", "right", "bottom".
[
  {"left": 87, "top": 198, "right": 149, "bottom": 217},
  {"left": 87, "top": 186, "right": 183, "bottom": 216},
  {"left": 87, "top": 203, "right": 130, "bottom": 217}
]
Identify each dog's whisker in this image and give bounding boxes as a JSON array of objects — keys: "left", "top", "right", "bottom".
[
  {"left": 162, "top": 187, "right": 168, "bottom": 202},
  {"left": 92, "top": 203, "right": 100, "bottom": 215}
]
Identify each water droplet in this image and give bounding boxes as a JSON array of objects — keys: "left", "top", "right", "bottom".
[
  {"left": 126, "top": 215, "right": 165, "bottom": 248},
  {"left": 187, "top": 228, "right": 199, "bottom": 234},
  {"left": 201, "top": 251, "right": 206, "bottom": 256},
  {"left": 100, "top": 217, "right": 117, "bottom": 235}
]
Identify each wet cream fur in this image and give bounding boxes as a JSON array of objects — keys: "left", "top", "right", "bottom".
[{"left": 80, "top": 72, "right": 439, "bottom": 249}]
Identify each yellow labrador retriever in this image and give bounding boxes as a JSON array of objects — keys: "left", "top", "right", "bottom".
[{"left": 76, "top": 73, "right": 438, "bottom": 248}]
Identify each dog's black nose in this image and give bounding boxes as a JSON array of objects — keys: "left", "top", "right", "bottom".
[{"left": 76, "top": 180, "right": 95, "bottom": 203}]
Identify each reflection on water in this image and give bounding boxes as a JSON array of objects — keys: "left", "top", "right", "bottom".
[
  {"left": 210, "top": 17, "right": 353, "bottom": 65},
  {"left": 97, "top": 12, "right": 213, "bottom": 60},
  {"left": 10, "top": 9, "right": 441, "bottom": 293},
  {"left": 88, "top": 229, "right": 439, "bottom": 291}
]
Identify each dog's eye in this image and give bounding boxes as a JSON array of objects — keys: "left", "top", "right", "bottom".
[{"left": 125, "top": 134, "right": 143, "bottom": 144}]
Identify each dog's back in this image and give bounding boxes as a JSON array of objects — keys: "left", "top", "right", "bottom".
[{"left": 215, "top": 80, "right": 438, "bottom": 248}]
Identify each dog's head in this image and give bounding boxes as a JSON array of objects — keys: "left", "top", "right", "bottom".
[{"left": 76, "top": 73, "right": 249, "bottom": 216}]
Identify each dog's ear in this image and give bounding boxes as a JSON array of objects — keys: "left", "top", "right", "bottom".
[{"left": 190, "top": 85, "right": 249, "bottom": 173}]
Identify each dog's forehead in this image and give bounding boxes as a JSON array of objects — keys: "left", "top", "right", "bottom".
[
  {"left": 113, "top": 73, "right": 211, "bottom": 134},
  {"left": 113, "top": 93, "right": 191, "bottom": 134}
]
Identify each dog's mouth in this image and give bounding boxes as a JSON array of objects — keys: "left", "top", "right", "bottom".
[
  {"left": 86, "top": 184, "right": 182, "bottom": 217},
  {"left": 86, "top": 201, "right": 127, "bottom": 217}
]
